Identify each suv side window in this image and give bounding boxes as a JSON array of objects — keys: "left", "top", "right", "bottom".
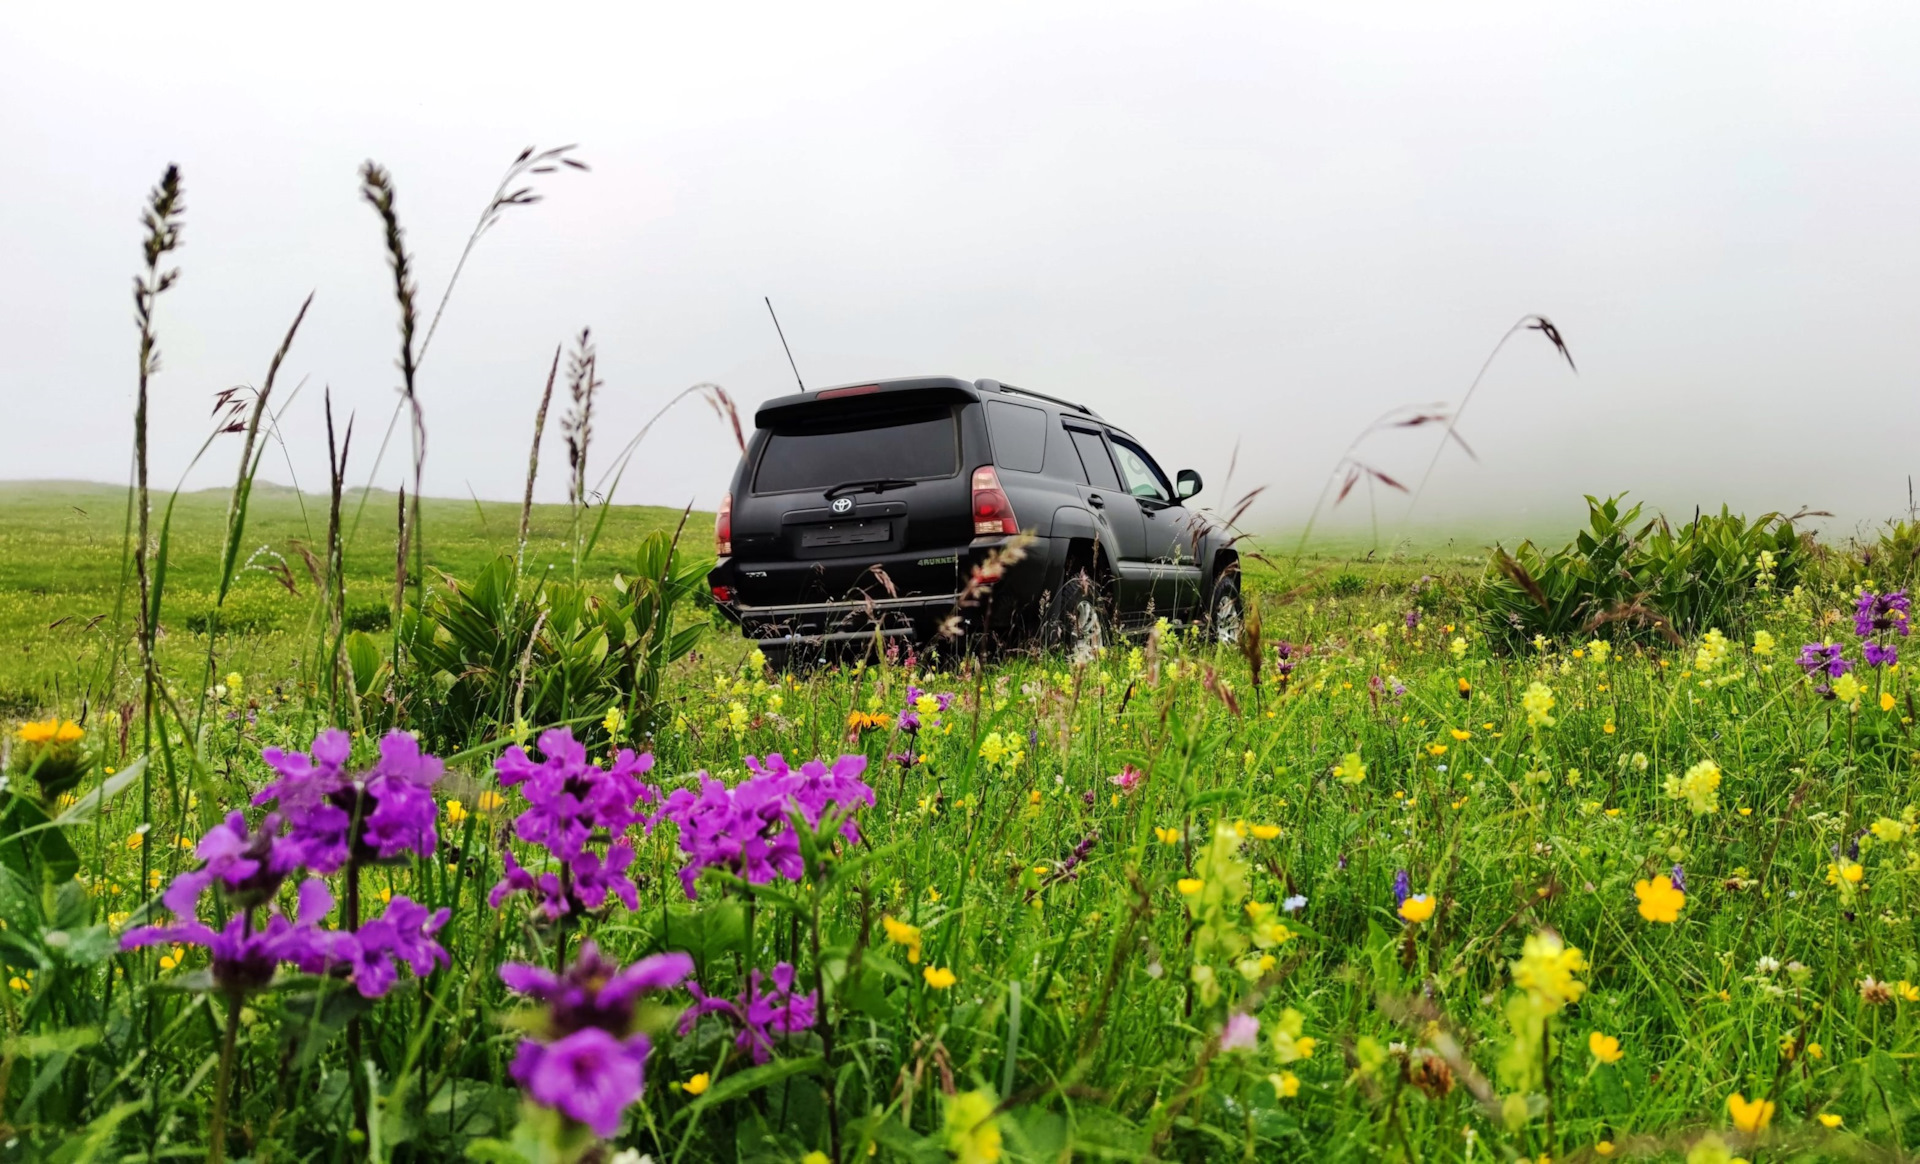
[
  {"left": 1067, "top": 427, "right": 1122, "bottom": 491},
  {"left": 1109, "top": 436, "right": 1172, "bottom": 503},
  {"left": 987, "top": 401, "right": 1047, "bottom": 473}
]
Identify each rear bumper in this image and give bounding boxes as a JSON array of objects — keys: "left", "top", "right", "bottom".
[{"left": 708, "top": 536, "right": 1055, "bottom": 645}]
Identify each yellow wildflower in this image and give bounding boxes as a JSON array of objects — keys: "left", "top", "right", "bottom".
[
  {"left": 1154, "top": 826, "right": 1181, "bottom": 845},
  {"left": 923, "top": 966, "right": 956, "bottom": 989},
  {"left": 1268, "top": 1071, "right": 1300, "bottom": 1098},
  {"left": 603, "top": 705, "right": 626, "bottom": 736},
  {"left": 1521, "top": 682, "right": 1556, "bottom": 727},
  {"left": 1176, "top": 878, "right": 1204, "bottom": 896},
  {"left": 1249, "top": 824, "right": 1280, "bottom": 840},
  {"left": 882, "top": 916, "right": 923, "bottom": 964},
  {"left": 17, "top": 719, "right": 83, "bottom": 745},
  {"left": 1271, "top": 1007, "right": 1316, "bottom": 1062},
  {"left": 1332, "top": 752, "right": 1366, "bottom": 785},
  {"left": 942, "top": 1089, "right": 1001, "bottom": 1164},
  {"left": 1398, "top": 894, "right": 1435, "bottom": 923},
  {"left": 477, "top": 791, "right": 506, "bottom": 813},
  {"left": 445, "top": 800, "right": 469, "bottom": 826},
  {"left": 683, "top": 1072, "right": 710, "bottom": 1096},
  {"left": 1752, "top": 630, "right": 1775, "bottom": 655},
  {"left": 1511, "top": 930, "right": 1587, "bottom": 1010},
  {"left": 1727, "top": 1092, "right": 1774, "bottom": 1134},
  {"left": 1589, "top": 1031, "right": 1623, "bottom": 1064},
  {"left": 1818, "top": 1113, "right": 1843, "bottom": 1129},
  {"left": 1634, "top": 875, "right": 1686, "bottom": 923},
  {"left": 1833, "top": 673, "right": 1863, "bottom": 705},
  {"left": 1665, "top": 760, "right": 1723, "bottom": 815}
]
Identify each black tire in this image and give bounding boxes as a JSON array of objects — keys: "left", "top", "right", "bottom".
[
  {"left": 1208, "top": 565, "right": 1243, "bottom": 646},
  {"left": 1045, "top": 572, "right": 1110, "bottom": 659}
]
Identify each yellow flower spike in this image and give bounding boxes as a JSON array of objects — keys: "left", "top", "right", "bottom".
[
  {"left": 922, "top": 966, "right": 956, "bottom": 990},
  {"left": 1634, "top": 875, "right": 1686, "bottom": 923},
  {"left": 1588, "top": 1031, "right": 1623, "bottom": 1064},
  {"left": 683, "top": 1072, "right": 710, "bottom": 1096},
  {"left": 1727, "top": 1092, "right": 1775, "bottom": 1134}
]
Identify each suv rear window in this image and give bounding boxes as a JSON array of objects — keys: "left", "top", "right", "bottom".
[{"left": 753, "top": 405, "right": 959, "bottom": 494}]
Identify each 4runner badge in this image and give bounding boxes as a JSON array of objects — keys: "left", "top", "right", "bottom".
[{"left": 831, "top": 497, "right": 854, "bottom": 514}]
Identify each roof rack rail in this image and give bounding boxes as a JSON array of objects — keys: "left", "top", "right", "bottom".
[{"left": 973, "top": 378, "right": 1099, "bottom": 418}]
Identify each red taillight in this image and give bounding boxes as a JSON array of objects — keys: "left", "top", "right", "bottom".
[
  {"left": 715, "top": 492, "right": 733, "bottom": 556},
  {"left": 816, "top": 384, "right": 881, "bottom": 399},
  {"left": 711, "top": 584, "right": 733, "bottom": 604},
  {"left": 971, "top": 466, "right": 1018, "bottom": 535}
]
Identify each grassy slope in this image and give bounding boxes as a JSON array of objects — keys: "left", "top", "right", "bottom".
[{"left": 0, "top": 481, "right": 697, "bottom": 707}]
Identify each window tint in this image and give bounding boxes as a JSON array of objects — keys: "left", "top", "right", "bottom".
[
  {"left": 754, "top": 406, "right": 958, "bottom": 493},
  {"left": 1110, "top": 437, "right": 1172, "bottom": 502},
  {"left": 987, "top": 401, "right": 1047, "bottom": 473},
  {"left": 1067, "top": 428, "right": 1122, "bottom": 491}
]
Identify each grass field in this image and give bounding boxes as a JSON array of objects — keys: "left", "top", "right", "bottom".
[{"left": 4, "top": 474, "right": 1919, "bottom": 1163}]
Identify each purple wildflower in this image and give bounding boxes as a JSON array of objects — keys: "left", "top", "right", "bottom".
[
  {"left": 1797, "top": 643, "right": 1851, "bottom": 680},
  {"left": 255, "top": 728, "right": 444, "bottom": 872},
  {"left": 496, "top": 729, "right": 660, "bottom": 862},
  {"left": 1221, "top": 1011, "right": 1261, "bottom": 1052},
  {"left": 1855, "top": 590, "right": 1912, "bottom": 638},
  {"left": 194, "top": 810, "right": 303, "bottom": 907},
  {"left": 500, "top": 942, "right": 693, "bottom": 1136},
  {"left": 1405, "top": 608, "right": 1421, "bottom": 631},
  {"left": 1392, "top": 869, "right": 1411, "bottom": 909},
  {"left": 655, "top": 754, "right": 872, "bottom": 900},
  {"left": 123, "top": 875, "right": 338, "bottom": 994},
  {"left": 680, "top": 962, "right": 818, "bottom": 1065},
  {"left": 511, "top": 1028, "right": 648, "bottom": 1138},
  {"left": 490, "top": 846, "right": 570, "bottom": 920},
  {"left": 1866, "top": 642, "right": 1900, "bottom": 667},
  {"left": 346, "top": 895, "right": 451, "bottom": 997},
  {"left": 895, "top": 709, "right": 921, "bottom": 733},
  {"left": 1669, "top": 864, "right": 1686, "bottom": 893}
]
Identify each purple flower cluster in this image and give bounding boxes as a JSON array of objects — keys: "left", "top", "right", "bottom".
[
  {"left": 125, "top": 859, "right": 448, "bottom": 999},
  {"left": 1392, "top": 868, "right": 1412, "bottom": 909},
  {"left": 655, "top": 754, "right": 874, "bottom": 900},
  {"left": 255, "top": 728, "right": 444, "bottom": 872},
  {"left": 124, "top": 729, "right": 451, "bottom": 998},
  {"left": 1274, "top": 642, "right": 1301, "bottom": 686},
  {"left": 1856, "top": 589, "right": 1911, "bottom": 638},
  {"left": 124, "top": 875, "right": 337, "bottom": 994},
  {"left": 1797, "top": 642, "right": 1850, "bottom": 697},
  {"left": 680, "top": 962, "right": 818, "bottom": 1064},
  {"left": 1857, "top": 589, "right": 1910, "bottom": 667},
  {"left": 501, "top": 942, "right": 694, "bottom": 1137},
  {"left": 489, "top": 729, "right": 659, "bottom": 919}
]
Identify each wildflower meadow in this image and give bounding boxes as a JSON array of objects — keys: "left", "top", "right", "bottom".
[{"left": 4, "top": 156, "right": 1920, "bottom": 1164}]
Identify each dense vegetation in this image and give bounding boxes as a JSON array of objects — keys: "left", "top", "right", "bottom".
[{"left": 7, "top": 480, "right": 1920, "bottom": 1164}]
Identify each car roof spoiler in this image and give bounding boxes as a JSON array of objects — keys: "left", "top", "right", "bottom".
[{"left": 753, "top": 376, "right": 1100, "bottom": 428}]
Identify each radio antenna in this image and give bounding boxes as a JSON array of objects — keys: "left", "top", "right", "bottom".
[{"left": 764, "top": 297, "right": 806, "bottom": 392}]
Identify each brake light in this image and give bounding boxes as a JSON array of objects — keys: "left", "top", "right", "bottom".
[
  {"left": 715, "top": 492, "right": 733, "bottom": 556},
  {"left": 971, "top": 466, "right": 1018, "bottom": 535},
  {"left": 711, "top": 584, "right": 733, "bottom": 604},
  {"left": 816, "top": 384, "right": 880, "bottom": 399}
]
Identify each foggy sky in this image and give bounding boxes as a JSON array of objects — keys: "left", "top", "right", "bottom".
[{"left": 4, "top": 1, "right": 1917, "bottom": 544}]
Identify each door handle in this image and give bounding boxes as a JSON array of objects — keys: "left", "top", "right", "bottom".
[{"left": 1087, "top": 494, "right": 1105, "bottom": 508}]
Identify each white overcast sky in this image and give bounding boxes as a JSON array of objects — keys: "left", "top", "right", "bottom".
[{"left": 3, "top": 1, "right": 1916, "bottom": 540}]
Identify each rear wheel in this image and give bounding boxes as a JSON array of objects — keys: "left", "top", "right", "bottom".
[
  {"left": 1208, "top": 566, "right": 1243, "bottom": 646},
  {"left": 1047, "top": 572, "right": 1109, "bottom": 661}
]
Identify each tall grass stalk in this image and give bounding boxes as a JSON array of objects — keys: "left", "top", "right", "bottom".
[{"left": 517, "top": 346, "right": 562, "bottom": 571}]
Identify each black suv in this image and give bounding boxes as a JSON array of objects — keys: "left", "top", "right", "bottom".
[{"left": 707, "top": 376, "right": 1241, "bottom": 664}]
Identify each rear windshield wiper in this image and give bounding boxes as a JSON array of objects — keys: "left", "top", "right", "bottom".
[{"left": 824, "top": 478, "right": 917, "bottom": 500}]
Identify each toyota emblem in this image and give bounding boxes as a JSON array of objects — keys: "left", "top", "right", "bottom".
[{"left": 831, "top": 496, "right": 854, "bottom": 514}]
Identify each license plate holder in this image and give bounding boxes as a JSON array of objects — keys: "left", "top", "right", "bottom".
[{"left": 800, "top": 520, "right": 892, "bottom": 548}]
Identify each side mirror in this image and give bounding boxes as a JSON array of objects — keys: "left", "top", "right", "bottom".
[{"left": 1176, "top": 469, "right": 1202, "bottom": 500}]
